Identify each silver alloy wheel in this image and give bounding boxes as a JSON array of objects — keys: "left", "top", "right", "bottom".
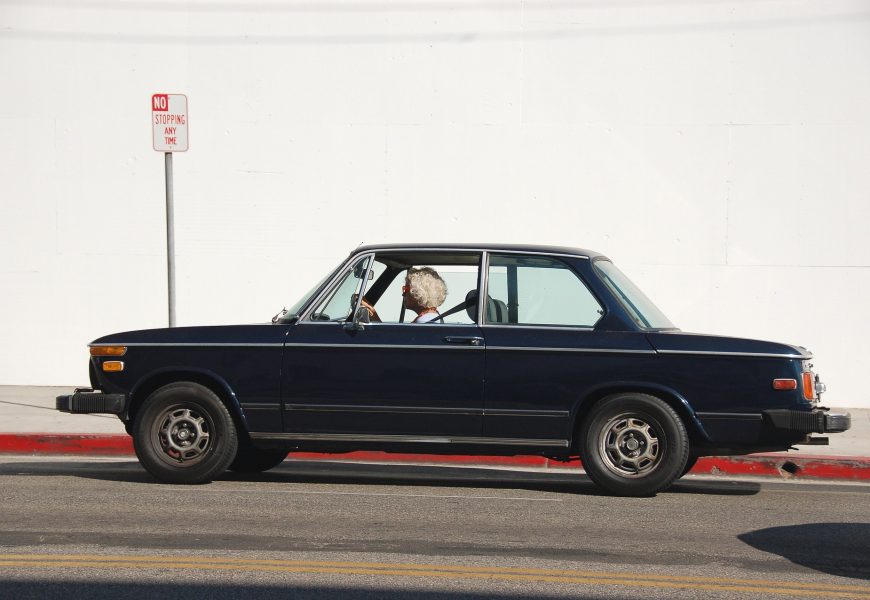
[
  {"left": 152, "top": 405, "right": 212, "bottom": 465},
  {"left": 598, "top": 413, "right": 662, "bottom": 478}
]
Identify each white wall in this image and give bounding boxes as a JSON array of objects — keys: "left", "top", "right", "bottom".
[{"left": 1, "top": 0, "right": 868, "bottom": 408}]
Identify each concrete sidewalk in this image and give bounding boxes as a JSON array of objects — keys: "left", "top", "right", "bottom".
[{"left": 1, "top": 386, "right": 868, "bottom": 481}]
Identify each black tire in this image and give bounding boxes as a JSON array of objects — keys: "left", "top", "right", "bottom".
[
  {"left": 228, "top": 444, "right": 288, "bottom": 473},
  {"left": 133, "top": 382, "right": 238, "bottom": 484},
  {"left": 580, "top": 393, "right": 689, "bottom": 497},
  {"left": 680, "top": 454, "right": 700, "bottom": 477}
]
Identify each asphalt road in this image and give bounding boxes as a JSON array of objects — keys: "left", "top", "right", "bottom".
[{"left": 0, "top": 456, "right": 868, "bottom": 599}]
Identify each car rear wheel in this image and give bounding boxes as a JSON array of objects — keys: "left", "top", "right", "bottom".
[
  {"left": 228, "top": 444, "right": 288, "bottom": 473},
  {"left": 580, "top": 393, "right": 689, "bottom": 497},
  {"left": 133, "top": 382, "right": 238, "bottom": 484}
]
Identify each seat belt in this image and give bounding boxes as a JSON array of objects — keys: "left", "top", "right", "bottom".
[{"left": 433, "top": 297, "right": 474, "bottom": 322}]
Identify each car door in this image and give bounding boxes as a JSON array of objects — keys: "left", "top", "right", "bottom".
[
  {"left": 481, "top": 253, "right": 656, "bottom": 445},
  {"left": 281, "top": 253, "right": 486, "bottom": 440}
]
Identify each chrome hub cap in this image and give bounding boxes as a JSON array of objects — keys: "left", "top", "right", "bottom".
[
  {"left": 599, "top": 414, "right": 662, "bottom": 478},
  {"left": 154, "top": 406, "right": 211, "bottom": 464}
]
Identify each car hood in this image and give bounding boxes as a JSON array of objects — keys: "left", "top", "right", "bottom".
[
  {"left": 91, "top": 324, "right": 285, "bottom": 346},
  {"left": 646, "top": 331, "right": 811, "bottom": 359}
]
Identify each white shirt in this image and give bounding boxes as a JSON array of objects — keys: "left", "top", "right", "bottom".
[{"left": 414, "top": 311, "right": 441, "bottom": 324}]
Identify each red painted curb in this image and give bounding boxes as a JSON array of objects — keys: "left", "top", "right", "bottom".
[
  {"left": 692, "top": 454, "right": 870, "bottom": 481},
  {"left": 1, "top": 433, "right": 868, "bottom": 481},
  {"left": 0, "top": 434, "right": 133, "bottom": 456}
]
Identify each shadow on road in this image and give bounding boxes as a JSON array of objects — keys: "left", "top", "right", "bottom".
[
  {"left": 247, "top": 460, "right": 761, "bottom": 496},
  {"left": 738, "top": 523, "right": 870, "bottom": 580},
  {"left": 0, "top": 457, "right": 761, "bottom": 496},
  {"left": 0, "top": 459, "right": 154, "bottom": 483}
]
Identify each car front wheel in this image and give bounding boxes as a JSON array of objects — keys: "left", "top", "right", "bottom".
[
  {"left": 580, "top": 393, "right": 689, "bottom": 497},
  {"left": 133, "top": 382, "right": 238, "bottom": 484}
]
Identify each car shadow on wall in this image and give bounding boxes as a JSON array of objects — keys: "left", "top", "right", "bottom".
[{"left": 738, "top": 523, "right": 870, "bottom": 580}]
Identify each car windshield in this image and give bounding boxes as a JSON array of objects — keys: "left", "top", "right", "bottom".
[
  {"left": 593, "top": 260, "right": 676, "bottom": 330},
  {"left": 275, "top": 261, "right": 343, "bottom": 323}
]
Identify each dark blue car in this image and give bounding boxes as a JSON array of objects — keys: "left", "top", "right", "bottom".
[{"left": 57, "top": 244, "right": 850, "bottom": 496}]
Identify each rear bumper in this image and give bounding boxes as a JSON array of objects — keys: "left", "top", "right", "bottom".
[
  {"left": 763, "top": 409, "right": 851, "bottom": 434},
  {"left": 56, "top": 388, "right": 127, "bottom": 415}
]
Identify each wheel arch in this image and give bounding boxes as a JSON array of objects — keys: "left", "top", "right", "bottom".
[
  {"left": 571, "top": 383, "right": 710, "bottom": 452},
  {"left": 128, "top": 368, "right": 250, "bottom": 440}
]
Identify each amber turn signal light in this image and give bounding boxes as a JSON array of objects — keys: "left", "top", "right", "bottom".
[
  {"left": 772, "top": 379, "right": 797, "bottom": 390},
  {"left": 802, "top": 372, "right": 816, "bottom": 400},
  {"left": 90, "top": 346, "right": 127, "bottom": 357},
  {"left": 102, "top": 361, "right": 124, "bottom": 372}
]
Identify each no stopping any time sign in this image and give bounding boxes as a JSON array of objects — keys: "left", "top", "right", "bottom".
[{"left": 152, "top": 94, "right": 188, "bottom": 152}]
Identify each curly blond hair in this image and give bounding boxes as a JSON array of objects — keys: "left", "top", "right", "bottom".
[{"left": 407, "top": 267, "right": 447, "bottom": 308}]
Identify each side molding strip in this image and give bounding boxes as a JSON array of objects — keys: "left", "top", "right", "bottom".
[
  {"left": 251, "top": 432, "right": 569, "bottom": 447},
  {"left": 696, "top": 412, "right": 763, "bottom": 421},
  {"left": 284, "top": 404, "right": 482, "bottom": 416}
]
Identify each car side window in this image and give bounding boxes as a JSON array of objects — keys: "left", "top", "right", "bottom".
[
  {"left": 308, "top": 256, "right": 372, "bottom": 322},
  {"left": 376, "top": 263, "right": 479, "bottom": 325},
  {"left": 486, "top": 254, "right": 603, "bottom": 327}
]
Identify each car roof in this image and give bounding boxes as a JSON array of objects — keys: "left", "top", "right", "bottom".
[{"left": 353, "top": 243, "right": 608, "bottom": 260}]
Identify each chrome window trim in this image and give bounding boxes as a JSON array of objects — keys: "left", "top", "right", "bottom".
[
  {"left": 658, "top": 350, "right": 812, "bottom": 360},
  {"left": 352, "top": 251, "right": 377, "bottom": 320},
  {"left": 487, "top": 346, "right": 656, "bottom": 355},
  {"left": 250, "top": 432, "right": 569, "bottom": 447},
  {"left": 482, "top": 252, "right": 604, "bottom": 328},
  {"left": 295, "top": 247, "right": 590, "bottom": 328},
  {"left": 476, "top": 251, "right": 487, "bottom": 327},
  {"left": 480, "top": 251, "right": 490, "bottom": 327},
  {"left": 308, "top": 249, "right": 490, "bottom": 326},
  {"left": 481, "top": 323, "right": 596, "bottom": 332},
  {"left": 284, "top": 404, "right": 482, "bottom": 416},
  {"left": 293, "top": 320, "right": 480, "bottom": 328},
  {"left": 355, "top": 247, "right": 590, "bottom": 261}
]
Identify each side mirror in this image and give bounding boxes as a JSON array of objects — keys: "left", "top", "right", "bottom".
[
  {"left": 353, "top": 265, "right": 374, "bottom": 280},
  {"left": 343, "top": 306, "right": 370, "bottom": 331}
]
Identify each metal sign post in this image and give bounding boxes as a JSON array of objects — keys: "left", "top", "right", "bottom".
[
  {"left": 152, "top": 94, "right": 189, "bottom": 328},
  {"left": 164, "top": 152, "right": 176, "bottom": 327}
]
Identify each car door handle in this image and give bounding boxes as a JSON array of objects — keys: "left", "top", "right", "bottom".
[{"left": 442, "top": 336, "right": 484, "bottom": 346}]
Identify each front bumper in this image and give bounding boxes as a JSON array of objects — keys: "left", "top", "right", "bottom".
[
  {"left": 763, "top": 408, "right": 851, "bottom": 434},
  {"left": 56, "top": 387, "right": 127, "bottom": 415}
]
